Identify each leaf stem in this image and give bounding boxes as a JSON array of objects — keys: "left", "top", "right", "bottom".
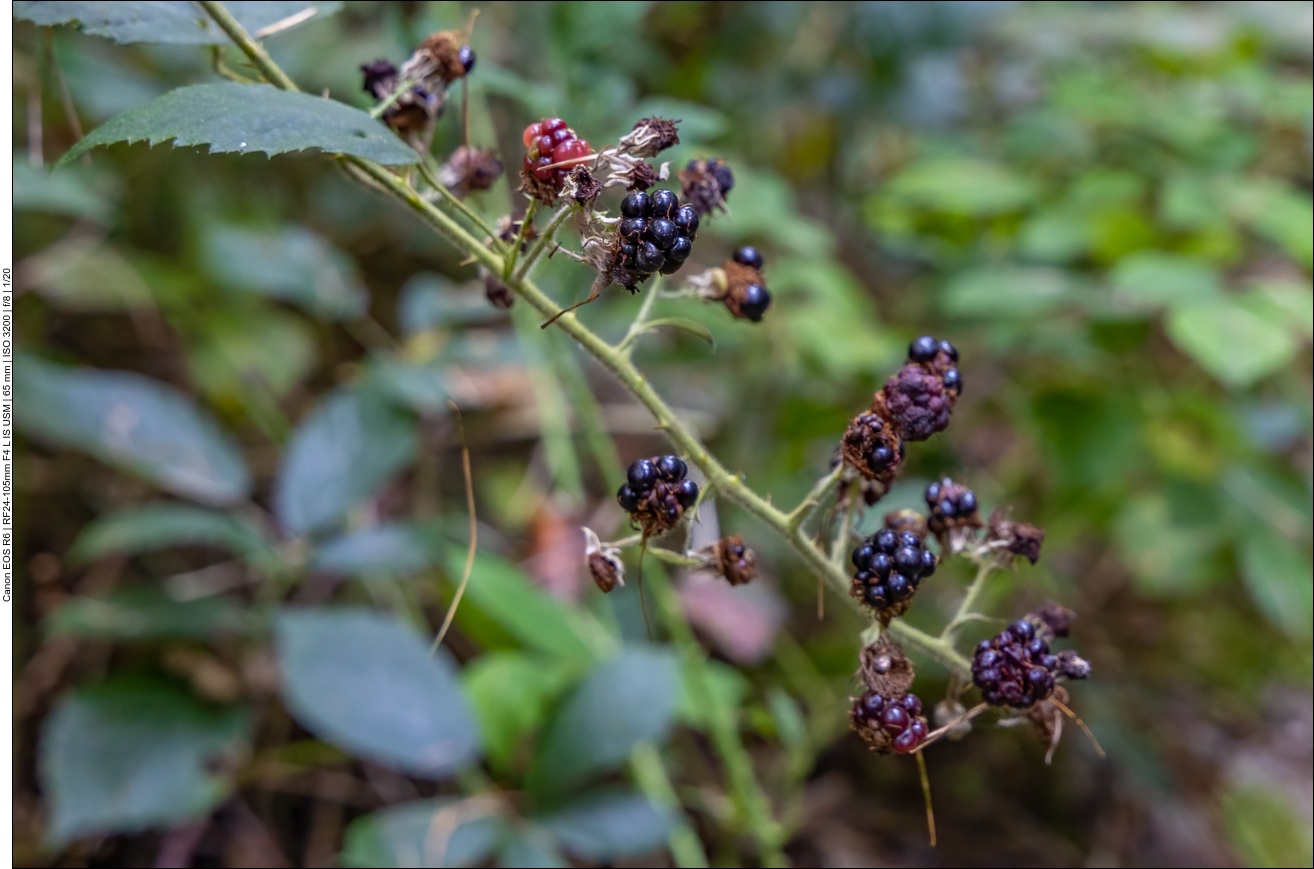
[
  {"left": 513, "top": 202, "right": 576, "bottom": 283},
  {"left": 196, "top": 1, "right": 299, "bottom": 91},
  {"left": 786, "top": 463, "right": 844, "bottom": 532},
  {"left": 617, "top": 276, "right": 664, "bottom": 356},
  {"left": 416, "top": 155, "right": 504, "bottom": 247},
  {"left": 939, "top": 558, "right": 999, "bottom": 646},
  {"left": 370, "top": 76, "right": 421, "bottom": 118},
  {"left": 502, "top": 198, "right": 537, "bottom": 279}
]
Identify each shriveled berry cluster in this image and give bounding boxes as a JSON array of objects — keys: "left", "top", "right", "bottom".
[
  {"left": 522, "top": 118, "right": 593, "bottom": 190},
  {"left": 679, "top": 158, "right": 735, "bottom": 217},
  {"left": 925, "top": 477, "right": 981, "bottom": 539},
  {"left": 840, "top": 411, "right": 904, "bottom": 485},
  {"left": 851, "top": 690, "right": 930, "bottom": 754},
  {"left": 876, "top": 336, "right": 962, "bottom": 443},
  {"left": 361, "top": 60, "right": 440, "bottom": 137},
  {"left": 972, "top": 618, "right": 1089, "bottom": 708},
  {"left": 987, "top": 507, "right": 1046, "bottom": 565},
  {"left": 850, "top": 526, "right": 937, "bottom": 620},
  {"left": 617, "top": 456, "right": 699, "bottom": 537},
  {"left": 714, "top": 534, "right": 757, "bottom": 586},
  {"left": 617, "top": 189, "right": 699, "bottom": 278}
]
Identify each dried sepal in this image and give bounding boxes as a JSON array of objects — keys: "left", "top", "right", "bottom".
[
  {"left": 618, "top": 117, "right": 681, "bottom": 158},
  {"left": 563, "top": 165, "right": 602, "bottom": 207},
  {"left": 401, "top": 29, "right": 474, "bottom": 88},
  {"left": 987, "top": 507, "right": 1045, "bottom": 565},
  {"left": 439, "top": 146, "right": 502, "bottom": 197},
  {"left": 679, "top": 158, "right": 734, "bottom": 217},
  {"left": 583, "top": 528, "right": 624, "bottom": 593},
  {"left": 883, "top": 509, "right": 928, "bottom": 539},
  {"left": 1031, "top": 602, "right": 1074, "bottom": 639},
  {"left": 841, "top": 409, "right": 903, "bottom": 486},
  {"left": 859, "top": 637, "right": 916, "bottom": 697},
  {"left": 713, "top": 535, "right": 757, "bottom": 586}
]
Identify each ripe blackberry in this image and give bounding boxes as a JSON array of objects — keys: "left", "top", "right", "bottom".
[
  {"left": 733, "top": 246, "right": 764, "bottom": 270},
  {"left": 634, "top": 242, "right": 665, "bottom": 274},
  {"left": 649, "top": 218, "right": 678, "bottom": 248},
  {"left": 614, "top": 188, "right": 697, "bottom": 279},
  {"left": 840, "top": 411, "right": 904, "bottom": 487},
  {"left": 621, "top": 191, "right": 651, "bottom": 218},
  {"left": 850, "top": 689, "right": 930, "bottom": 755},
  {"left": 849, "top": 524, "right": 936, "bottom": 622},
  {"left": 673, "top": 205, "right": 700, "bottom": 238},
  {"left": 521, "top": 118, "right": 593, "bottom": 202},
  {"left": 972, "top": 617, "right": 1090, "bottom": 709},
  {"left": 617, "top": 455, "right": 699, "bottom": 536},
  {"left": 650, "top": 188, "right": 679, "bottom": 220},
  {"left": 925, "top": 477, "right": 983, "bottom": 540},
  {"left": 909, "top": 335, "right": 938, "bottom": 363}
]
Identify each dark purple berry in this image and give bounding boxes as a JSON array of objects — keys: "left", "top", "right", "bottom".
[
  {"left": 650, "top": 188, "right": 679, "bottom": 219},
  {"left": 874, "top": 529, "right": 897, "bottom": 552},
  {"left": 977, "top": 639, "right": 993, "bottom": 654},
  {"left": 634, "top": 242, "right": 665, "bottom": 273},
  {"left": 870, "top": 445, "right": 893, "bottom": 465},
  {"left": 855, "top": 570, "right": 872, "bottom": 584},
  {"left": 909, "top": 717, "right": 929, "bottom": 740},
  {"left": 880, "top": 704, "right": 909, "bottom": 734},
  {"left": 619, "top": 243, "right": 637, "bottom": 263},
  {"left": 648, "top": 218, "right": 678, "bottom": 249},
  {"left": 852, "top": 544, "right": 876, "bottom": 570},
  {"left": 666, "top": 236, "right": 693, "bottom": 263},
  {"left": 674, "top": 479, "right": 699, "bottom": 508},
  {"left": 871, "top": 552, "right": 892, "bottom": 578},
  {"left": 709, "top": 160, "right": 734, "bottom": 193},
  {"left": 673, "top": 205, "right": 699, "bottom": 237},
  {"left": 1040, "top": 654, "right": 1059, "bottom": 671},
  {"left": 898, "top": 531, "right": 922, "bottom": 549},
  {"left": 894, "top": 546, "right": 921, "bottom": 575},
  {"left": 925, "top": 482, "right": 941, "bottom": 505},
  {"left": 920, "top": 549, "right": 937, "bottom": 576},
  {"left": 620, "top": 217, "right": 647, "bottom": 240},
  {"left": 458, "top": 45, "right": 476, "bottom": 73},
  {"left": 1027, "top": 638, "right": 1049, "bottom": 657},
  {"left": 939, "top": 340, "right": 958, "bottom": 361},
  {"left": 657, "top": 455, "right": 687, "bottom": 481},
  {"left": 901, "top": 694, "right": 923, "bottom": 716},
  {"left": 617, "top": 484, "right": 638, "bottom": 512},
  {"left": 959, "top": 489, "right": 976, "bottom": 513},
  {"left": 740, "top": 284, "right": 771, "bottom": 322},
  {"left": 627, "top": 458, "right": 658, "bottom": 491},
  {"left": 865, "top": 584, "right": 888, "bottom": 608},
  {"left": 893, "top": 728, "right": 921, "bottom": 754},
  {"left": 977, "top": 648, "right": 1000, "bottom": 668},
  {"left": 976, "top": 667, "right": 1000, "bottom": 687},
  {"left": 909, "top": 335, "right": 938, "bottom": 363},
  {"left": 886, "top": 572, "right": 911, "bottom": 600},
  {"left": 943, "top": 368, "right": 961, "bottom": 393},
  {"left": 733, "top": 246, "right": 764, "bottom": 270},
  {"left": 862, "top": 691, "right": 886, "bottom": 714},
  {"left": 621, "top": 191, "right": 651, "bottom": 218},
  {"left": 1009, "top": 620, "right": 1035, "bottom": 641}
]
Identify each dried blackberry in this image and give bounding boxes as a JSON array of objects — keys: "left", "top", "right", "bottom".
[
  {"left": 679, "top": 158, "right": 733, "bottom": 217},
  {"left": 987, "top": 507, "right": 1046, "bottom": 565},
  {"left": 484, "top": 273, "right": 514, "bottom": 310},
  {"left": 617, "top": 455, "right": 698, "bottom": 537},
  {"left": 925, "top": 477, "right": 982, "bottom": 540},
  {"left": 717, "top": 260, "right": 772, "bottom": 323},
  {"left": 876, "top": 337, "right": 961, "bottom": 442},
  {"left": 849, "top": 525, "right": 937, "bottom": 622},
  {"left": 972, "top": 617, "right": 1090, "bottom": 709},
  {"left": 438, "top": 145, "right": 503, "bottom": 196},
  {"left": 841, "top": 411, "right": 903, "bottom": 486},
  {"left": 714, "top": 535, "right": 757, "bottom": 586},
  {"left": 583, "top": 528, "right": 625, "bottom": 593}
]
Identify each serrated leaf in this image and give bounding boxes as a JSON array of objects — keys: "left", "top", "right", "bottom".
[
  {"left": 276, "top": 608, "right": 480, "bottom": 778},
  {"left": 16, "top": 355, "right": 251, "bottom": 505},
  {"left": 46, "top": 587, "right": 254, "bottom": 641},
  {"left": 56, "top": 83, "right": 418, "bottom": 170},
  {"left": 15, "top": 1, "right": 341, "bottom": 45},
  {"left": 530, "top": 647, "right": 679, "bottom": 793},
  {"left": 201, "top": 224, "right": 367, "bottom": 319},
  {"left": 40, "top": 679, "right": 250, "bottom": 844},
  {"left": 273, "top": 389, "right": 418, "bottom": 536},
  {"left": 454, "top": 551, "right": 613, "bottom": 662},
  {"left": 341, "top": 798, "right": 506, "bottom": 869},
  {"left": 69, "top": 502, "right": 273, "bottom": 564},
  {"left": 312, "top": 523, "right": 437, "bottom": 576},
  {"left": 536, "top": 789, "right": 673, "bottom": 861}
]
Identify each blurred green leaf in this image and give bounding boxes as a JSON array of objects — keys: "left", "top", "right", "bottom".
[
  {"left": 1219, "top": 783, "right": 1314, "bottom": 869},
  {"left": 455, "top": 551, "right": 614, "bottom": 662},
  {"left": 530, "top": 647, "right": 679, "bottom": 793},
  {"left": 675, "top": 658, "right": 749, "bottom": 729},
  {"left": 365, "top": 358, "right": 450, "bottom": 415},
  {"left": 12, "top": 156, "right": 113, "bottom": 220},
  {"left": 312, "top": 523, "right": 437, "bottom": 577},
  {"left": 1109, "top": 251, "right": 1222, "bottom": 309},
  {"left": 189, "top": 308, "right": 317, "bottom": 401},
  {"left": 201, "top": 224, "right": 367, "bottom": 320},
  {"left": 17, "top": 355, "right": 252, "bottom": 505},
  {"left": 276, "top": 608, "right": 480, "bottom": 778},
  {"left": 273, "top": 389, "right": 419, "bottom": 536},
  {"left": 1226, "top": 177, "right": 1314, "bottom": 269},
  {"left": 1247, "top": 280, "right": 1314, "bottom": 339},
  {"left": 55, "top": 83, "right": 418, "bottom": 169},
  {"left": 1114, "top": 495, "right": 1219, "bottom": 596},
  {"left": 69, "top": 502, "right": 272, "bottom": 564},
  {"left": 398, "top": 273, "right": 501, "bottom": 335},
  {"left": 461, "top": 651, "right": 579, "bottom": 771},
  {"left": 1166, "top": 297, "right": 1298, "bottom": 388},
  {"left": 20, "top": 239, "right": 155, "bottom": 312},
  {"left": 341, "top": 797, "right": 506, "bottom": 869},
  {"left": 40, "top": 679, "right": 249, "bottom": 844},
  {"left": 878, "top": 157, "right": 1038, "bottom": 216},
  {"left": 941, "top": 266, "right": 1082, "bottom": 319},
  {"left": 46, "top": 586, "right": 254, "bottom": 641},
  {"left": 497, "top": 827, "right": 566, "bottom": 868},
  {"left": 536, "top": 789, "right": 674, "bottom": 861},
  {"left": 15, "top": 1, "right": 341, "bottom": 45},
  {"left": 1238, "top": 523, "right": 1313, "bottom": 639},
  {"left": 770, "top": 259, "right": 896, "bottom": 376}
]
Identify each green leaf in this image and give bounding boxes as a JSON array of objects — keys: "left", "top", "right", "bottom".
[
  {"left": 273, "top": 389, "right": 419, "bottom": 536},
  {"left": 1227, "top": 177, "right": 1314, "bottom": 269},
  {"left": 454, "top": 551, "right": 613, "bottom": 662},
  {"left": 879, "top": 157, "right": 1038, "bottom": 216},
  {"left": 46, "top": 586, "right": 254, "bottom": 641},
  {"left": 20, "top": 240, "right": 154, "bottom": 312},
  {"left": 17, "top": 355, "right": 251, "bottom": 505},
  {"left": 313, "top": 523, "right": 437, "bottom": 577},
  {"left": 1166, "top": 297, "right": 1298, "bottom": 388},
  {"left": 1109, "top": 251, "right": 1222, "bottom": 309},
  {"left": 398, "top": 273, "right": 501, "bottom": 335},
  {"left": 537, "top": 789, "right": 673, "bottom": 861},
  {"left": 56, "top": 83, "right": 418, "bottom": 170},
  {"left": 530, "top": 647, "right": 679, "bottom": 793},
  {"left": 498, "top": 827, "right": 567, "bottom": 868},
  {"left": 15, "top": 1, "right": 341, "bottom": 45},
  {"left": 1238, "top": 523, "right": 1313, "bottom": 639},
  {"left": 201, "top": 224, "right": 367, "bottom": 320},
  {"left": 69, "top": 502, "right": 273, "bottom": 564},
  {"left": 675, "top": 658, "right": 749, "bottom": 729},
  {"left": 1219, "top": 783, "right": 1314, "bottom": 869},
  {"left": 1114, "top": 495, "right": 1218, "bottom": 596},
  {"left": 40, "top": 679, "right": 250, "bottom": 844},
  {"left": 941, "top": 266, "right": 1081, "bottom": 319},
  {"left": 12, "top": 155, "right": 113, "bottom": 220},
  {"left": 275, "top": 608, "right": 480, "bottom": 778},
  {"left": 460, "top": 651, "right": 580, "bottom": 771},
  {"left": 189, "top": 308, "right": 317, "bottom": 401},
  {"left": 341, "top": 798, "right": 506, "bottom": 869},
  {"left": 365, "top": 358, "right": 450, "bottom": 415}
]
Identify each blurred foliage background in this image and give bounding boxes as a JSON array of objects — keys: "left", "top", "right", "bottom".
[{"left": 12, "top": 1, "right": 1313, "bottom": 866}]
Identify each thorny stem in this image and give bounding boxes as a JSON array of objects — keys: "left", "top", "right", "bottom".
[
  {"left": 829, "top": 492, "right": 858, "bottom": 569},
  {"left": 513, "top": 201, "right": 577, "bottom": 283},
  {"left": 416, "top": 155, "right": 504, "bottom": 248},
  {"left": 196, "top": 1, "right": 299, "bottom": 91},
  {"left": 786, "top": 462, "right": 844, "bottom": 532},
  {"left": 940, "top": 558, "right": 1000, "bottom": 646},
  {"left": 616, "top": 275, "right": 664, "bottom": 356},
  {"left": 502, "top": 198, "right": 537, "bottom": 279}
]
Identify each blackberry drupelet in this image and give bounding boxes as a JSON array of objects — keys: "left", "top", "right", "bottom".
[{"left": 925, "top": 476, "right": 983, "bottom": 539}]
